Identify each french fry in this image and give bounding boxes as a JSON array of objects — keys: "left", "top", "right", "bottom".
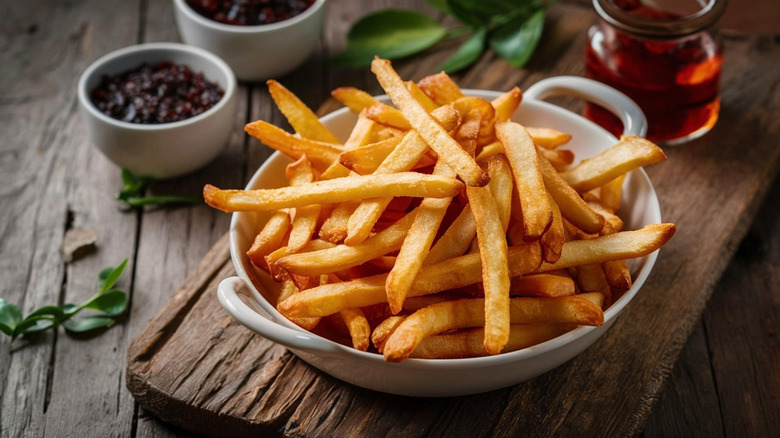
[
  {"left": 246, "top": 210, "right": 290, "bottom": 269},
  {"left": 587, "top": 201, "right": 624, "bottom": 235},
  {"left": 331, "top": 87, "right": 380, "bottom": 112},
  {"left": 452, "top": 97, "right": 497, "bottom": 144},
  {"left": 417, "top": 72, "right": 465, "bottom": 105},
  {"left": 365, "top": 103, "right": 411, "bottom": 131},
  {"left": 339, "top": 307, "right": 370, "bottom": 351},
  {"left": 487, "top": 154, "right": 513, "bottom": 232},
  {"left": 245, "top": 120, "right": 342, "bottom": 172},
  {"left": 345, "top": 131, "right": 431, "bottom": 245},
  {"left": 285, "top": 156, "right": 321, "bottom": 252},
  {"left": 496, "top": 121, "right": 553, "bottom": 240},
  {"left": 537, "top": 146, "right": 575, "bottom": 171},
  {"left": 275, "top": 208, "right": 418, "bottom": 276},
  {"left": 425, "top": 205, "right": 476, "bottom": 265},
  {"left": 538, "top": 154, "right": 605, "bottom": 234},
  {"left": 603, "top": 259, "right": 632, "bottom": 291},
  {"left": 338, "top": 136, "right": 405, "bottom": 175},
  {"left": 537, "top": 223, "right": 676, "bottom": 272},
  {"left": 540, "top": 192, "right": 565, "bottom": 263},
  {"left": 491, "top": 87, "right": 523, "bottom": 122},
  {"left": 319, "top": 111, "right": 377, "bottom": 180},
  {"left": 371, "top": 58, "right": 490, "bottom": 187},
  {"left": 318, "top": 202, "right": 356, "bottom": 243},
  {"left": 510, "top": 274, "right": 575, "bottom": 297},
  {"left": 267, "top": 80, "right": 341, "bottom": 144},
  {"left": 278, "top": 243, "right": 541, "bottom": 319},
  {"left": 475, "top": 141, "right": 503, "bottom": 163},
  {"left": 265, "top": 239, "right": 336, "bottom": 280},
  {"left": 278, "top": 279, "right": 320, "bottom": 331},
  {"left": 576, "top": 264, "right": 611, "bottom": 308},
  {"left": 561, "top": 136, "right": 667, "bottom": 192},
  {"left": 386, "top": 161, "right": 456, "bottom": 313},
  {"left": 411, "top": 323, "right": 577, "bottom": 359},
  {"left": 466, "top": 183, "right": 510, "bottom": 354},
  {"left": 600, "top": 174, "right": 626, "bottom": 213},
  {"left": 526, "top": 127, "right": 572, "bottom": 149},
  {"left": 383, "top": 296, "right": 604, "bottom": 361},
  {"left": 453, "top": 108, "right": 482, "bottom": 157},
  {"left": 203, "top": 173, "right": 463, "bottom": 212},
  {"left": 406, "top": 80, "right": 439, "bottom": 112},
  {"left": 372, "top": 315, "right": 406, "bottom": 353}
]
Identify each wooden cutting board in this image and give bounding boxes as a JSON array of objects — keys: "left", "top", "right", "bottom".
[{"left": 126, "top": 27, "right": 780, "bottom": 438}]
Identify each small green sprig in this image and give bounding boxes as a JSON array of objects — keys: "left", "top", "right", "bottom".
[
  {"left": 332, "top": 0, "right": 547, "bottom": 73},
  {"left": 0, "top": 260, "right": 129, "bottom": 340},
  {"left": 118, "top": 168, "right": 200, "bottom": 207}
]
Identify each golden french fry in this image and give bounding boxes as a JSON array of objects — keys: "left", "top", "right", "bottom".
[
  {"left": 487, "top": 154, "right": 514, "bottom": 232},
  {"left": 338, "top": 136, "right": 404, "bottom": 175},
  {"left": 372, "top": 315, "right": 407, "bottom": 353},
  {"left": 246, "top": 210, "right": 290, "bottom": 270},
  {"left": 454, "top": 108, "right": 482, "bottom": 157},
  {"left": 383, "top": 296, "right": 603, "bottom": 361},
  {"left": 452, "top": 97, "right": 496, "bottom": 144},
  {"left": 510, "top": 274, "right": 575, "bottom": 297},
  {"left": 345, "top": 131, "right": 431, "bottom": 245},
  {"left": 561, "top": 136, "right": 667, "bottom": 192},
  {"left": 576, "top": 264, "right": 611, "bottom": 308},
  {"left": 466, "top": 183, "right": 510, "bottom": 354},
  {"left": 331, "top": 87, "right": 382, "bottom": 112},
  {"left": 277, "top": 243, "right": 541, "bottom": 318},
  {"left": 526, "top": 127, "right": 572, "bottom": 149},
  {"left": 275, "top": 208, "right": 418, "bottom": 276},
  {"left": 603, "top": 259, "right": 632, "bottom": 291},
  {"left": 265, "top": 239, "right": 336, "bottom": 280},
  {"left": 475, "top": 141, "right": 503, "bottom": 163},
  {"left": 540, "top": 192, "right": 565, "bottom": 263},
  {"left": 245, "top": 120, "right": 342, "bottom": 172},
  {"left": 365, "top": 103, "right": 412, "bottom": 131},
  {"left": 318, "top": 202, "right": 356, "bottom": 243},
  {"left": 386, "top": 161, "right": 456, "bottom": 313},
  {"left": 319, "top": 112, "right": 377, "bottom": 180},
  {"left": 278, "top": 279, "right": 320, "bottom": 331},
  {"left": 600, "top": 174, "right": 626, "bottom": 213},
  {"left": 339, "top": 307, "right": 370, "bottom": 351},
  {"left": 417, "top": 71, "right": 465, "bottom": 105},
  {"left": 203, "top": 173, "right": 463, "bottom": 212},
  {"left": 496, "top": 121, "right": 553, "bottom": 240},
  {"left": 537, "top": 146, "right": 575, "bottom": 171},
  {"left": 538, "top": 154, "right": 605, "bottom": 234},
  {"left": 587, "top": 201, "right": 624, "bottom": 235},
  {"left": 537, "top": 223, "right": 676, "bottom": 272},
  {"left": 285, "top": 156, "right": 321, "bottom": 252},
  {"left": 491, "top": 87, "right": 523, "bottom": 122},
  {"left": 411, "top": 323, "right": 577, "bottom": 359},
  {"left": 405, "top": 80, "right": 439, "bottom": 112},
  {"left": 425, "top": 205, "right": 476, "bottom": 265},
  {"left": 371, "top": 58, "right": 489, "bottom": 187},
  {"left": 267, "top": 80, "right": 340, "bottom": 144}
]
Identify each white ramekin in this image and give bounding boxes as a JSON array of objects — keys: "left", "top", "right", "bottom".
[
  {"left": 172, "top": 0, "right": 327, "bottom": 82},
  {"left": 78, "top": 43, "right": 237, "bottom": 179},
  {"left": 218, "top": 77, "right": 657, "bottom": 397}
]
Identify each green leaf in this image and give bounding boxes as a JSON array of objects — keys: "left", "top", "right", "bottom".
[
  {"left": 27, "top": 305, "right": 66, "bottom": 320},
  {"left": 121, "top": 195, "right": 201, "bottom": 207},
  {"left": 63, "top": 316, "right": 116, "bottom": 333},
  {"left": 62, "top": 304, "right": 79, "bottom": 316},
  {"left": 440, "top": 28, "right": 487, "bottom": 73},
  {"left": 99, "top": 259, "right": 128, "bottom": 294},
  {"left": 332, "top": 10, "right": 447, "bottom": 67},
  {"left": 446, "top": 0, "right": 491, "bottom": 27},
  {"left": 84, "top": 290, "right": 127, "bottom": 317},
  {"left": 119, "top": 168, "right": 149, "bottom": 199},
  {"left": 489, "top": 8, "right": 545, "bottom": 68},
  {"left": 0, "top": 299, "right": 23, "bottom": 335},
  {"left": 13, "top": 315, "right": 56, "bottom": 337}
]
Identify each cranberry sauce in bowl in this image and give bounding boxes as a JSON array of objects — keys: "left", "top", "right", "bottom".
[
  {"left": 185, "top": 0, "right": 315, "bottom": 26},
  {"left": 90, "top": 62, "right": 224, "bottom": 124}
]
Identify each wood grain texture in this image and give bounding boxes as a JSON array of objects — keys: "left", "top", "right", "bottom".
[{"left": 125, "top": 4, "right": 780, "bottom": 438}]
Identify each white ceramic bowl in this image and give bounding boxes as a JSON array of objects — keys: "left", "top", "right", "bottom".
[
  {"left": 78, "top": 43, "right": 237, "bottom": 179},
  {"left": 173, "top": 0, "right": 326, "bottom": 82},
  {"left": 218, "top": 77, "right": 659, "bottom": 397}
]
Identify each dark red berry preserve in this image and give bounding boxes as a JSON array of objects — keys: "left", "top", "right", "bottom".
[
  {"left": 90, "top": 62, "right": 224, "bottom": 124},
  {"left": 186, "top": 0, "right": 315, "bottom": 26}
]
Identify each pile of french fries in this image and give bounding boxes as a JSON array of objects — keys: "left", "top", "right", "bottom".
[{"left": 204, "top": 58, "right": 676, "bottom": 361}]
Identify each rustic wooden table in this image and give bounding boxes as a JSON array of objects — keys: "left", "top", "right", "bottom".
[{"left": 2, "top": 0, "right": 778, "bottom": 437}]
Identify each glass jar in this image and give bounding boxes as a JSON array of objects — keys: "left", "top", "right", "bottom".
[{"left": 585, "top": 0, "right": 727, "bottom": 145}]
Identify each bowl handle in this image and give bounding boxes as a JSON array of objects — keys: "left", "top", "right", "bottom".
[
  {"left": 217, "top": 276, "right": 338, "bottom": 354},
  {"left": 524, "top": 76, "right": 647, "bottom": 138}
]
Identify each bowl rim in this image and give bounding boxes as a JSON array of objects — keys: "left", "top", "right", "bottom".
[
  {"left": 229, "top": 90, "right": 662, "bottom": 369},
  {"left": 77, "top": 42, "right": 237, "bottom": 131},
  {"left": 173, "top": 0, "right": 327, "bottom": 34}
]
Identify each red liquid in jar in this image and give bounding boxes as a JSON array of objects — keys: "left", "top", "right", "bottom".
[{"left": 585, "top": 2, "right": 722, "bottom": 143}]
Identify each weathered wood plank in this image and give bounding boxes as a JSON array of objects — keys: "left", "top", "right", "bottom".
[
  {"left": 0, "top": 1, "right": 140, "bottom": 437},
  {"left": 126, "top": 3, "right": 780, "bottom": 438}
]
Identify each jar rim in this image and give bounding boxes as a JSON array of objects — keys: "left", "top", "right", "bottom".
[{"left": 593, "top": 0, "right": 727, "bottom": 38}]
